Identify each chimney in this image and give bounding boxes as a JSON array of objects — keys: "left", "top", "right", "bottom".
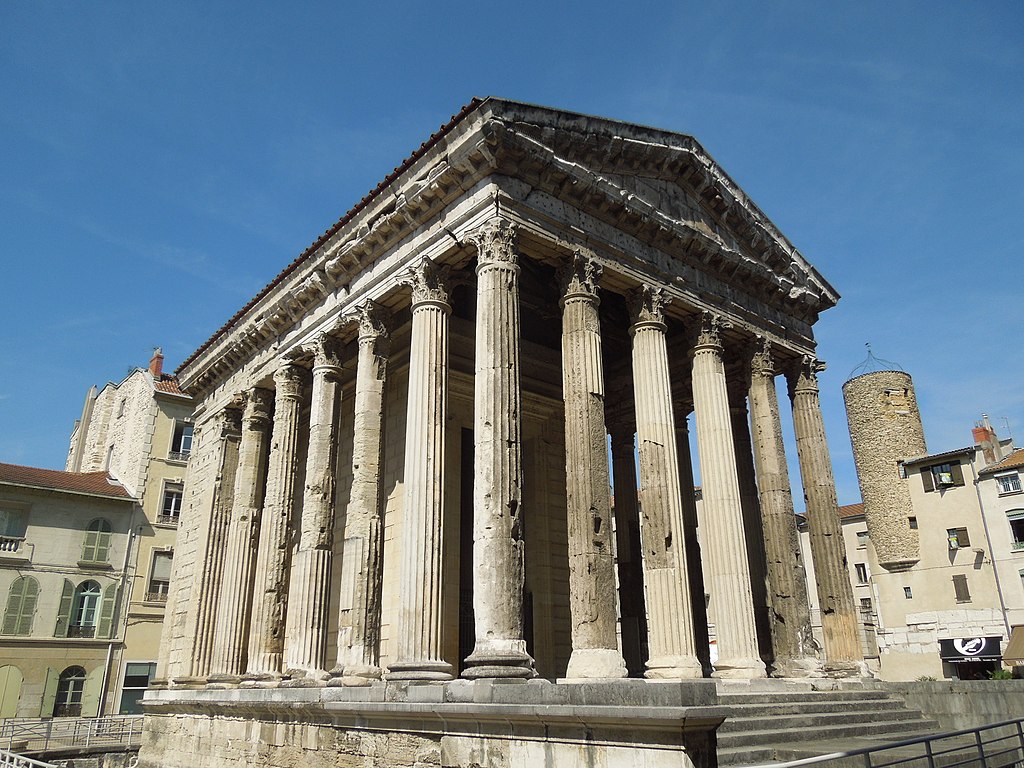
[
  {"left": 149, "top": 347, "right": 164, "bottom": 378},
  {"left": 972, "top": 413, "right": 1003, "bottom": 466}
]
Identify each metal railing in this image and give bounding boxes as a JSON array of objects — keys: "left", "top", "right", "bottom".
[
  {"left": 740, "top": 717, "right": 1024, "bottom": 768},
  {"left": 0, "top": 749, "right": 59, "bottom": 767},
  {"left": 0, "top": 715, "right": 143, "bottom": 755}
]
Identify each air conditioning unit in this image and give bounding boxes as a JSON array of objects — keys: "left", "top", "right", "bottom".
[{"left": 938, "top": 472, "right": 954, "bottom": 486}]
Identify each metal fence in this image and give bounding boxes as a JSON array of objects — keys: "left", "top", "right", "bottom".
[
  {"left": 0, "top": 715, "right": 143, "bottom": 756},
  {"left": 741, "top": 718, "right": 1024, "bottom": 768},
  {"left": 0, "top": 749, "right": 60, "bottom": 768}
]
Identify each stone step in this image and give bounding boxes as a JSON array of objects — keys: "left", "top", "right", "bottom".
[
  {"left": 720, "top": 731, "right": 979, "bottom": 768},
  {"left": 717, "top": 716, "right": 941, "bottom": 750},
  {"left": 717, "top": 690, "right": 892, "bottom": 705},
  {"left": 717, "top": 707, "right": 925, "bottom": 734},
  {"left": 715, "top": 698, "right": 908, "bottom": 718}
]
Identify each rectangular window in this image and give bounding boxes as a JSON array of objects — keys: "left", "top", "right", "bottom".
[
  {"left": 117, "top": 399, "right": 126, "bottom": 418},
  {"left": 118, "top": 662, "right": 156, "bottom": 715},
  {"left": 856, "top": 530, "right": 869, "bottom": 548},
  {"left": 146, "top": 551, "right": 173, "bottom": 602},
  {"left": 859, "top": 597, "right": 873, "bottom": 614},
  {"left": 909, "top": 516, "right": 918, "bottom": 530},
  {"left": 169, "top": 422, "right": 193, "bottom": 462},
  {"left": 904, "top": 586, "right": 913, "bottom": 599},
  {"left": 922, "top": 461, "right": 965, "bottom": 491},
  {"left": 947, "top": 527, "right": 971, "bottom": 550},
  {"left": 855, "top": 563, "right": 868, "bottom": 584},
  {"left": 1008, "top": 513, "right": 1024, "bottom": 551},
  {"left": 159, "top": 483, "right": 184, "bottom": 525},
  {"left": 952, "top": 574, "right": 971, "bottom": 602},
  {"left": 996, "top": 473, "right": 1022, "bottom": 495}
]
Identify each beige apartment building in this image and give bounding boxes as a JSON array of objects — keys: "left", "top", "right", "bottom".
[
  {"left": 0, "top": 463, "right": 138, "bottom": 718},
  {"left": 66, "top": 349, "right": 194, "bottom": 713}
]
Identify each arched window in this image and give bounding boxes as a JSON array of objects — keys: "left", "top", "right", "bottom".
[
  {"left": 1, "top": 577, "right": 39, "bottom": 636},
  {"left": 69, "top": 581, "right": 100, "bottom": 638},
  {"left": 82, "top": 518, "right": 112, "bottom": 563},
  {"left": 53, "top": 666, "right": 86, "bottom": 717}
]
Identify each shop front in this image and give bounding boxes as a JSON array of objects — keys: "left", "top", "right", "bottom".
[{"left": 939, "top": 636, "right": 1003, "bottom": 679}]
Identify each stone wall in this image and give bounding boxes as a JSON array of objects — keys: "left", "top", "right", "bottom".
[{"left": 886, "top": 680, "right": 1024, "bottom": 730}]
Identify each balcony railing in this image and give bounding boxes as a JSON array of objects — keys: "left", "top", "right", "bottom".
[
  {"left": 144, "top": 590, "right": 168, "bottom": 603},
  {"left": 0, "top": 715, "right": 144, "bottom": 755},
  {"left": 0, "top": 537, "right": 24, "bottom": 554},
  {"left": 167, "top": 450, "right": 190, "bottom": 463},
  {"left": 1012, "top": 540, "right": 1024, "bottom": 551},
  {"left": 66, "top": 625, "right": 95, "bottom": 639},
  {"left": 156, "top": 514, "right": 180, "bottom": 527}
]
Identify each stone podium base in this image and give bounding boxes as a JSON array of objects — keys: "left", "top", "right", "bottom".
[{"left": 138, "top": 679, "right": 724, "bottom": 768}]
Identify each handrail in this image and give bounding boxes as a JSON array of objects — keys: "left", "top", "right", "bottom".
[
  {"left": 0, "top": 748, "right": 58, "bottom": 767},
  {"left": 0, "top": 715, "right": 143, "bottom": 755},
  {"left": 736, "top": 717, "right": 1024, "bottom": 768}
]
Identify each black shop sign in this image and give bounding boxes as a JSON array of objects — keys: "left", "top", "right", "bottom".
[{"left": 938, "top": 637, "right": 1002, "bottom": 662}]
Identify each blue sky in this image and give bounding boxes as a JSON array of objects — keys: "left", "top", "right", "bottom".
[{"left": 1, "top": 2, "right": 1021, "bottom": 506}]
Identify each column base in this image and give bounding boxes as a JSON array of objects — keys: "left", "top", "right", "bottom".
[
  {"left": 239, "top": 672, "right": 286, "bottom": 688},
  {"left": 385, "top": 660, "right": 453, "bottom": 682},
  {"left": 281, "top": 668, "right": 330, "bottom": 687},
  {"left": 712, "top": 656, "right": 768, "bottom": 679},
  {"left": 326, "top": 664, "right": 383, "bottom": 687},
  {"left": 565, "top": 648, "right": 628, "bottom": 680},
  {"left": 644, "top": 655, "right": 705, "bottom": 680},
  {"left": 770, "top": 657, "right": 825, "bottom": 679},
  {"left": 205, "top": 673, "right": 243, "bottom": 689},
  {"left": 824, "top": 660, "right": 871, "bottom": 679},
  {"left": 462, "top": 647, "right": 536, "bottom": 680}
]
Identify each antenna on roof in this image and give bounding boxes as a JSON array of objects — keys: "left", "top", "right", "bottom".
[{"left": 848, "top": 342, "right": 905, "bottom": 380}]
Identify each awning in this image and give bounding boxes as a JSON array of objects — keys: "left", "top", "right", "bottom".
[
  {"left": 939, "top": 637, "right": 1002, "bottom": 662},
  {"left": 1004, "top": 627, "right": 1024, "bottom": 662}
]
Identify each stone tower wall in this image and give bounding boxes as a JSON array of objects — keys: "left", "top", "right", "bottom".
[{"left": 843, "top": 370, "right": 926, "bottom": 569}]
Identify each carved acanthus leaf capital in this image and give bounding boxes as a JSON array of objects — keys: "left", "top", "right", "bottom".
[
  {"left": 693, "top": 311, "right": 731, "bottom": 350},
  {"left": 274, "top": 362, "right": 305, "bottom": 399},
  {"left": 405, "top": 258, "right": 451, "bottom": 307},
  {"left": 788, "top": 354, "right": 826, "bottom": 392},
  {"left": 467, "top": 217, "right": 517, "bottom": 267},
  {"left": 243, "top": 387, "right": 274, "bottom": 425},
  {"left": 216, "top": 406, "right": 243, "bottom": 438},
  {"left": 355, "top": 300, "right": 390, "bottom": 343},
  {"left": 309, "top": 333, "right": 343, "bottom": 371},
  {"left": 750, "top": 336, "right": 776, "bottom": 379},
  {"left": 558, "top": 249, "right": 602, "bottom": 299},
  {"left": 627, "top": 285, "right": 670, "bottom": 327}
]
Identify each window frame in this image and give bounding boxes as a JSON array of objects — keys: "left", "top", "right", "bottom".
[
  {"left": 855, "top": 563, "right": 869, "bottom": 584},
  {"left": 168, "top": 421, "right": 194, "bottom": 462},
  {"left": 118, "top": 661, "right": 156, "bottom": 715},
  {"left": 947, "top": 526, "right": 971, "bottom": 550},
  {"left": 145, "top": 550, "right": 173, "bottom": 603},
  {"left": 69, "top": 581, "right": 101, "bottom": 638},
  {"left": 54, "top": 666, "right": 86, "bottom": 718},
  {"left": 81, "top": 518, "right": 112, "bottom": 564},
  {"left": 952, "top": 573, "right": 971, "bottom": 603},
  {"left": 995, "top": 472, "right": 1022, "bottom": 496}
]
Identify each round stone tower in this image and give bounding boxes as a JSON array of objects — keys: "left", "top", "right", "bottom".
[{"left": 843, "top": 368, "right": 926, "bottom": 570}]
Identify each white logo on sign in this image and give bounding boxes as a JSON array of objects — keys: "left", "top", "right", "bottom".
[{"left": 953, "top": 638, "right": 985, "bottom": 655}]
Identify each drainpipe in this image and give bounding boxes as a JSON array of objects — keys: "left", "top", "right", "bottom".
[
  {"left": 969, "top": 453, "right": 1012, "bottom": 642},
  {"left": 98, "top": 519, "right": 139, "bottom": 716}
]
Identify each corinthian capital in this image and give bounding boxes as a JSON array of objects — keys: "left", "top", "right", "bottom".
[
  {"left": 627, "top": 285, "right": 670, "bottom": 327},
  {"left": 558, "top": 249, "right": 602, "bottom": 300},
  {"left": 405, "top": 258, "right": 451, "bottom": 307},
  {"left": 693, "top": 311, "right": 731, "bottom": 350},
  {"left": 467, "top": 217, "right": 517, "bottom": 268},
  {"left": 274, "top": 362, "right": 305, "bottom": 400},
  {"left": 243, "top": 387, "right": 274, "bottom": 425},
  {"left": 750, "top": 336, "right": 776, "bottom": 379},
  {"left": 309, "top": 333, "right": 343, "bottom": 372},
  {"left": 788, "top": 354, "right": 826, "bottom": 392},
  {"left": 356, "top": 300, "right": 390, "bottom": 343}
]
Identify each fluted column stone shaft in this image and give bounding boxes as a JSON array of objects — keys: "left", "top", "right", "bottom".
[
  {"left": 246, "top": 364, "right": 304, "bottom": 679},
  {"left": 284, "top": 336, "right": 343, "bottom": 680},
  {"left": 748, "top": 340, "right": 821, "bottom": 677},
  {"left": 190, "top": 407, "right": 242, "bottom": 678},
  {"left": 788, "top": 356, "right": 863, "bottom": 672},
  {"left": 628, "top": 286, "right": 701, "bottom": 679},
  {"left": 559, "top": 252, "right": 627, "bottom": 679},
  {"left": 608, "top": 418, "right": 648, "bottom": 678},
  {"left": 463, "top": 218, "right": 535, "bottom": 679},
  {"left": 729, "top": 395, "right": 774, "bottom": 668},
  {"left": 332, "top": 303, "right": 389, "bottom": 685},
  {"left": 387, "top": 259, "right": 454, "bottom": 681},
  {"left": 209, "top": 388, "right": 273, "bottom": 679},
  {"left": 690, "top": 313, "right": 766, "bottom": 678}
]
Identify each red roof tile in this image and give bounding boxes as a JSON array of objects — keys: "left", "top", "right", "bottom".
[
  {"left": 838, "top": 502, "right": 865, "bottom": 519},
  {"left": 153, "top": 375, "right": 189, "bottom": 398},
  {"left": 0, "top": 462, "right": 134, "bottom": 500},
  {"left": 979, "top": 448, "right": 1024, "bottom": 475}
]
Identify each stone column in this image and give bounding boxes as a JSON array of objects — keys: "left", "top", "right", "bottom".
[
  {"left": 729, "top": 392, "right": 774, "bottom": 668},
  {"left": 628, "top": 286, "right": 702, "bottom": 679},
  {"left": 246, "top": 363, "right": 304, "bottom": 680},
  {"left": 209, "top": 387, "right": 273, "bottom": 679},
  {"left": 284, "top": 335, "right": 343, "bottom": 681},
  {"left": 748, "top": 339, "right": 821, "bottom": 677},
  {"left": 673, "top": 411, "right": 712, "bottom": 676},
  {"left": 190, "top": 407, "right": 242, "bottom": 679},
  {"left": 331, "top": 302, "right": 389, "bottom": 686},
  {"left": 690, "top": 312, "right": 766, "bottom": 678},
  {"left": 559, "top": 252, "right": 627, "bottom": 680},
  {"left": 607, "top": 415, "right": 648, "bottom": 677},
  {"left": 387, "top": 259, "right": 454, "bottom": 681},
  {"left": 462, "top": 218, "right": 535, "bottom": 679},
  {"left": 788, "top": 355, "right": 863, "bottom": 673}
]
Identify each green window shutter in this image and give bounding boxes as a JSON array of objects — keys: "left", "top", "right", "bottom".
[
  {"left": 97, "top": 583, "right": 118, "bottom": 639},
  {"left": 950, "top": 462, "right": 965, "bottom": 486},
  {"left": 82, "top": 528, "right": 98, "bottom": 561},
  {"left": 95, "top": 529, "right": 111, "bottom": 562},
  {"left": 0, "top": 665, "right": 23, "bottom": 719},
  {"left": 81, "top": 666, "right": 104, "bottom": 718},
  {"left": 16, "top": 578, "right": 38, "bottom": 636},
  {"left": 54, "top": 580, "right": 74, "bottom": 638},
  {"left": 2, "top": 578, "right": 26, "bottom": 635},
  {"left": 40, "top": 667, "right": 58, "bottom": 717}
]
